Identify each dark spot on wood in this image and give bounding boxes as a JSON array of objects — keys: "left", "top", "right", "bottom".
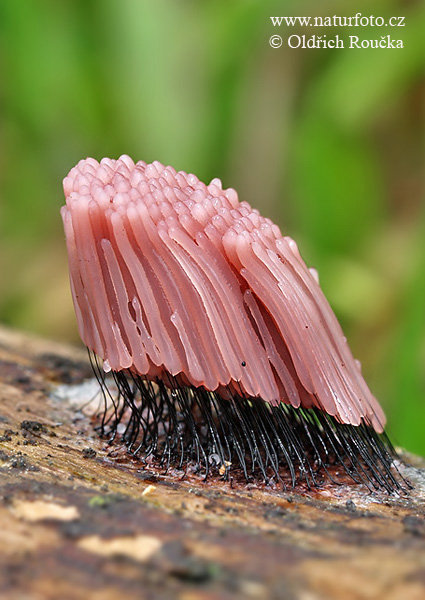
[
  {"left": 37, "top": 353, "right": 92, "bottom": 384},
  {"left": 346, "top": 499, "right": 357, "bottom": 512},
  {"left": 0, "top": 449, "right": 10, "bottom": 462},
  {"left": 403, "top": 515, "right": 425, "bottom": 537},
  {"left": 20, "top": 420, "right": 47, "bottom": 434},
  {"left": 161, "top": 540, "right": 216, "bottom": 583},
  {"left": 82, "top": 448, "right": 97, "bottom": 459},
  {"left": 136, "top": 471, "right": 158, "bottom": 483},
  {"left": 0, "top": 429, "right": 16, "bottom": 442}
]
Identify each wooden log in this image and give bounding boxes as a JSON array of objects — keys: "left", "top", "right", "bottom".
[{"left": 0, "top": 325, "right": 424, "bottom": 600}]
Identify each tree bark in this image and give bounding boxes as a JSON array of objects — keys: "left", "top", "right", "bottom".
[{"left": 0, "top": 325, "right": 424, "bottom": 600}]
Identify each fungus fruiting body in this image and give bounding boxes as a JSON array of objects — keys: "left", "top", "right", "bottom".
[{"left": 62, "top": 155, "right": 403, "bottom": 491}]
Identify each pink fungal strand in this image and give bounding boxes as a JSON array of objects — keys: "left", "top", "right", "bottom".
[{"left": 61, "top": 155, "right": 386, "bottom": 433}]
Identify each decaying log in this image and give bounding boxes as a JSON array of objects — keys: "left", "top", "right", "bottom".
[{"left": 0, "top": 325, "right": 424, "bottom": 600}]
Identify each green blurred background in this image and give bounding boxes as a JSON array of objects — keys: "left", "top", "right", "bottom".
[{"left": 0, "top": 0, "right": 424, "bottom": 455}]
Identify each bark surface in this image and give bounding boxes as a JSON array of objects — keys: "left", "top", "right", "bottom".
[{"left": 0, "top": 325, "right": 424, "bottom": 600}]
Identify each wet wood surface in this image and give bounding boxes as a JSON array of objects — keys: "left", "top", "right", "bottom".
[{"left": 0, "top": 325, "right": 425, "bottom": 600}]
